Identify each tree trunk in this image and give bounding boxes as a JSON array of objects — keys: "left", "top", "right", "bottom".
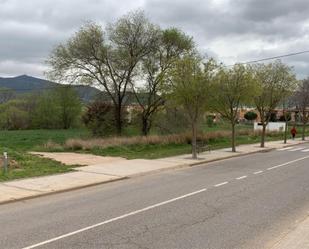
[
  {"left": 261, "top": 124, "right": 266, "bottom": 148},
  {"left": 231, "top": 122, "right": 236, "bottom": 152},
  {"left": 284, "top": 119, "right": 288, "bottom": 144},
  {"left": 141, "top": 115, "right": 151, "bottom": 136},
  {"left": 302, "top": 122, "right": 306, "bottom": 141},
  {"left": 115, "top": 106, "right": 123, "bottom": 135},
  {"left": 191, "top": 122, "right": 197, "bottom": 159}
]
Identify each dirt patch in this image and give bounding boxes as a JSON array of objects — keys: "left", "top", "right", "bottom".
[{"left": 30, "top": 152, "right": 126, "bottom": 166}]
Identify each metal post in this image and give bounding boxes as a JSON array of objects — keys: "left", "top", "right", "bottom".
[{"left": 3, "top": 152, "right": 8, "bottom": 173}]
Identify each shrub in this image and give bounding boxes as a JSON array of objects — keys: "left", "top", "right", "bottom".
[
  {"left": 244, "top": 111, "right": 257, "bottom": 121},
  {"left": 279, "top": 113, "right": 291, "bottom": 122},
  {"left": 154, "top": 106, "right": 189, "bottom": 134},
  {"left": 83, "top": 101, "right": 121, "bottom": 136}
]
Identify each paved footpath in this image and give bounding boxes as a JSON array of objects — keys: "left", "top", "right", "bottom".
[{"left": 1, "top": 138, "right": 308, "bottom": 205}]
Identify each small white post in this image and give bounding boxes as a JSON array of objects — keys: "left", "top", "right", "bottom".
[{"left": 3, "top": 152, "right": 8, "bottom": 173}]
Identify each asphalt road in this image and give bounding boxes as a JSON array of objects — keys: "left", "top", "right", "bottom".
[{"left": 1, "top": 144, "right": 309, "bottom": 249}]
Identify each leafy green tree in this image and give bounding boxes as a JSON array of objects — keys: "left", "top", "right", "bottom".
[
  {"left": 209, "top": 64, "right": 254, "bottom": 152},
  {"left": 133, "top": 28, "right": 194, "bottom": 135},
  {"left": 292, "top": 78, "right": 309, "bottom": 140},
  {"left": 168, "top": 56, "right": 216, "bottom": 159},
  {"left": 0, "top": 100, "right": 30, "bottom": 130},
  {"left": 32, "top": 92, "right": 59, "bottom": 129},
  {"left": 0, "top": 88, "right": 16, "bottom": 104},
  {"left": 47, "top": 11, "right": 160, "bottom": 135},
  {"left": 53, "top": 85, "right": 82, "bottom": 129},
  {"left": 251, "top": 61, "right": 297, "bottom": 147}
]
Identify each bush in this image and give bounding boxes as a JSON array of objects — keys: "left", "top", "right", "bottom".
[
  {"left": 206, "top": 115, "right": 216, "bottom": 127},
  {"left": 244, "top": 111, "right": 257, "bottom": 121},
  {"left": 279, "top": 113, "right": 291, "bottom": 122},
  {"left": 154, "top": 106, "right": 189, "bottom": 134},
  {"left": 82, "top": 101, "right": 119, "bottom": 136}
]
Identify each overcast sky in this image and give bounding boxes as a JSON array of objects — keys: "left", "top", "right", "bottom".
[{"left": 0, "top": 0, "right": 308, "bottom": 79}]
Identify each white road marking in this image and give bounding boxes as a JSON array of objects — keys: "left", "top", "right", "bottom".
[
  {"left": 267, "top": 155, "right": 309, "bottom": 171},
  {"left": 288, "top": 147, "right": 306, "bottom": 152},
  {"left": 254, "top": 170, "right": 263, "bottom": 174},
  {"left": 301, "top": 148, "right": 309, "bottom": 152},
  {"left": 278, "top": 147, "right": 294, "bottom": 151},
  {"left": 22, "top": 188, "right": 207, "bottom": 249},
  {"left": 22, "top": 155, "right": 309, "bottom": 249},
  {"left": 236, "top": 175, "right": 247, "bottom": 180},
  {"left": 214, "top": 181, "right": 229, "bottom": 187}
]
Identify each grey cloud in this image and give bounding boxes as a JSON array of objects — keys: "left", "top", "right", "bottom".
[{"left": 0, "top": 0, "right": 309, "bottom": 78}]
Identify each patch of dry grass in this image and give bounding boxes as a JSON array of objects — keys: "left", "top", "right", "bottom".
[{"left": 42, "top": 130, "right": 256, "bottom": 151}]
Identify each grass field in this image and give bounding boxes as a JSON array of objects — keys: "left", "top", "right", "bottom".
[
  {"left": 0, "top": 123, "right": 307, "bottom": 181},
  {"left": 0, "top": 129, "right": 90, "bottom": 181}
]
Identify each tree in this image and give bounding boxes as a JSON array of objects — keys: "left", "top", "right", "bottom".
[
  {"left": 133, "top": 28, "right": 194, "bottom": 135},
  {"left": 53, "top": 85, "right": 82, "bottom": 129},
  {"left": 209, "top": 64, "right": 253, "bottom": 152},
  {"left": 33, "top": 92, "right": 60, "bottom": 129},
  {"left": 0, "top": 88, "right": 16, "bottom": 104},
  {"left": 244, "top": 111, "right": 258, "bottom": 122},
  {"left": 251, "top": 61, "right": 297, "bottom": 147},
  {"left": 293, "top": 78, "right": 309, "bottom": 140},
  {"left": 47, "top": 10, "right": 160, "bottom": 135},
  {"left": 168, "top": 56, "right": 216, "bottom": 159}
]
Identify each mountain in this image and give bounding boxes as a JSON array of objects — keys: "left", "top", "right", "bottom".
[{"left": 0, "top": 75, "right": 102, "bottom": 102}]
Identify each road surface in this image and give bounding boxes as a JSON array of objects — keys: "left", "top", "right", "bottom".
[{"left": 1, "top": 145, "right": 309, "bottom": 249}]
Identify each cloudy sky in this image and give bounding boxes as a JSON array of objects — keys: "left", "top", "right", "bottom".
[{"left": 1, "top": 0, "right": 309, "bottom": 78}]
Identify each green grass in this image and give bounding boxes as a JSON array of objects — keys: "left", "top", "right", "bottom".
[
  {"left": 0, "top": 129, "right": 90, "bottom": 181},
  {"left": 0, "top": 123, "right": 307, "bottom": 181},
  {"left": 0, "top": 129, "right": 90, "bottom": 151}
]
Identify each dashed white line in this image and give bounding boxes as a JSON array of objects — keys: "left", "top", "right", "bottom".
[
  {"left": 22, "top": 155, "right": 309, "bottom": 249},
  {"left": 267, "top": 155, "right": 309, "bottom": 171},
  {"left": 22, "top": 188, "right": 208, "bottom": 249},
  {"left": 301, "top": 148, "right": 309, "bottom": 152},
  {"left": 278, "top": 147, "right": 294, "bottom": 151},
  {"left": 236, "top": 175, "right": 247, "bottom": 180},
  {"left": 288, "top": 147, "right": 306, "bottom": 152},
  {"left": 214, "top": 181, "right": 229, "bottom": 187}
]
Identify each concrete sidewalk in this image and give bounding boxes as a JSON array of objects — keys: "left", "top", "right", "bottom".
[{"left": 1, "top": 138, "right": 308, "bottom": 204}]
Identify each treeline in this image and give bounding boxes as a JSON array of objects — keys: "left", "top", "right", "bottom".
[
  {"left": 45, "top": 10, "right": 309, "bottom": 158},
  {"left": 0, "top": 86, "right": 82, "bottom": 130}
]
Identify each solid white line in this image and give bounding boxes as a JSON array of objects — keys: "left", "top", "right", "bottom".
[
  {"left": 236, "top": 175, "right": 247, "bottom": 180},
  {"left": 301, "top": 148, "right": 309, "bottom": 152},
  {"left": 22, "top": 188, "right": 207, "bottom": 249},
  {"left": 288, "top": 147, "right": 306, "bottom": 152},
  {"left": 278, "top": 147, "right": 294, "bottom": 151},
  {"left": 267, "top": 155, "right": 309, "bottom": 171},
  {"left": 214, "top": 181, "right": 229, "bottom": 187},
  {"left": 254, "top": 170, "right": 263, "bottom": 174}
]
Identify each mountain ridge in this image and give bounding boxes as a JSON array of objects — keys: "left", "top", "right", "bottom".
[{"left": 0, "top": 75, "right": 102, "bottom": 102}]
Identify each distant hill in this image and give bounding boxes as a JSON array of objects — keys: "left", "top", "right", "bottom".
[{"left": 0, "top": 75, "right": 102, "bottom": 102}]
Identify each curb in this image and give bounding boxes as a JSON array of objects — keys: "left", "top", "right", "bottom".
[
  {"left": 0, "top": 176, "right": 128, "bottom": 206},
  {"left": 1, "top": 140, "right": 308, "bottom": 205}
]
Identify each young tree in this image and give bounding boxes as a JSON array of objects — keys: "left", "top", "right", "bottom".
[
  {"left": 53, "top": 85, "right": 82, "bottom": 129},
  {"left": 47, "top": 11, "right": 160, "bottom": 135},
  {"left": 209, "top": 64, "right": 253, "bottom": 152},
  {"left": 133, "top": 28, "right": 194, "bottom": 135},
  {"left": 251, "top": 61, "right": 297, "bottom": 147},
  {"left": 293, "top": 78, "right": 309, "bottom": 140},
  {"left": 168, "top": 56, "right": 216, "bottom": 159}
]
